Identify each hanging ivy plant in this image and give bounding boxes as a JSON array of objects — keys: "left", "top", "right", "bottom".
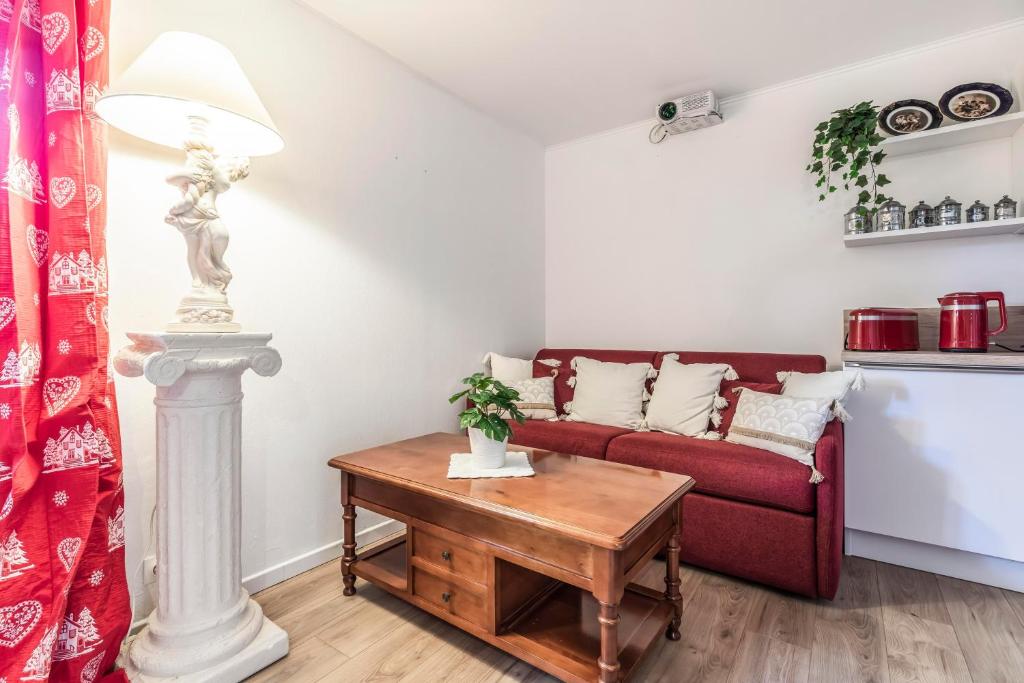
[{"left": 806, "top": 100, "right": 891, "bottom": 215}]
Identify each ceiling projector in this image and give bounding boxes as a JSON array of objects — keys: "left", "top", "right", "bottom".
[{"left": 650, "top": 90, "right": 723, "bottom": 143}]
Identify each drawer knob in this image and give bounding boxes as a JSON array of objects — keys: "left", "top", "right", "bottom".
[
  {"left": 440, "top": 550, "right": 452, "bottom": 562},
  {"left": 441, "top": 592, "right": 451, "bottom": 603}
]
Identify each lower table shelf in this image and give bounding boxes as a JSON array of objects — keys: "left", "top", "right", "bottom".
[
  {"left": 501, "top": 582, "right": 672, "bottom": 682},
  {"left": 352, "top": 534, "right": 407, "bottom": 592}
]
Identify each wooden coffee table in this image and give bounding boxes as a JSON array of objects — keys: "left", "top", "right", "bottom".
[{"left": 328, "top": 432, "right": 694, "bottom": 683}]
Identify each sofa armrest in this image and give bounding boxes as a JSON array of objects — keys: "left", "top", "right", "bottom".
[{"left": 814, "top": 420, "right": 845, "bottom": 599}]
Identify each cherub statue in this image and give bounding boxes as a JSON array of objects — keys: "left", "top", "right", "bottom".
[{"left": 165, "top": 144, "right": 250, "bottom": 295}]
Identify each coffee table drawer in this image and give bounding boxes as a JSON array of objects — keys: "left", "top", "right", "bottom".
[
  {"left": 413, "top": 527, "right": 487, "bottom": 583},
  {"left": 413, "top": 567, "right": 488, "bottom": 628}
]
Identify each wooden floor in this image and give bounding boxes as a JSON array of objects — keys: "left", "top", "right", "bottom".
[{"left": 248, "top": 555, "right": 1024, "bottom": 683}]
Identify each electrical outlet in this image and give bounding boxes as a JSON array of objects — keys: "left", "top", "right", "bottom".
[{"left": 143, "top": 555, "right": 157, "bottom": 585}]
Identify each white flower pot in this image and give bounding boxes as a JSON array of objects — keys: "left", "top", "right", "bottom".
[{"left": 468, "top": 427, "right": 508, "bottom": 469}]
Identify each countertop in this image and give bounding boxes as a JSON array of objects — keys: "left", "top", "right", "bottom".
[{"left": 842, "top": 350, "right": 1024, "bottom": 371}]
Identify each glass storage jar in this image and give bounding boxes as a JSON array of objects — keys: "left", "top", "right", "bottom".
[
  {"left": 844, "top": 205, "right": 872, "bottom": 235},
  {"left": 935, "top": 196, "right": 962, "bottom": 226},
  {"left": 876, "top": 199, "right": 906, "bottom": 232},
  {"left": 966, "top": 200, "right": 989, "bottom": 223},
  {"left": 908, "top": 201, "right": 934, "bottom": 228},
  {"left": 994, "top": 195, "right": 1017, "bottom": 220}
]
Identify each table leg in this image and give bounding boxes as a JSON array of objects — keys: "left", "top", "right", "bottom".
[
  {"left": 665, "top": 509, "right": 682, "bottom": 641},
  {"left": 598, "top": 600, "right": 620, "bottom": 682},
  {"left": 341, "top": 474, "right": 357, "bottom": 596}
]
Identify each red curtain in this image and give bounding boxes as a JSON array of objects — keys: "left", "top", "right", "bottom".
[{"left": 0, "top": 0, "right": 130, "bottom": 680}]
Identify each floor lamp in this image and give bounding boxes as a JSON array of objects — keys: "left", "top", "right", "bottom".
[{"left": 99, "top": 32, "right": 288, "bottom": 681}]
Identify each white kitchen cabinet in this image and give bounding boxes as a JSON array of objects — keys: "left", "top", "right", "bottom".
[{"left": 842, "top": 362, "right": 1024, "bottom": 590}]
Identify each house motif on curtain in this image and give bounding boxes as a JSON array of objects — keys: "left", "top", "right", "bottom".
[
  {"left": 53, "top": 607, "right": 102, "bottom": 662},
  {"left": 2, "top": 153, "right": 47, "bottom": 204},
  {"left": 43, "top": 421, "right": 115, "bottom": 473},
  {"left": 83, "top": 81, "right": 102, "bottom": 117},
  {"left": 45, "top": 66, "right": 81, "bottom": 114},
  {"left": 0, "top": 529, "right": 34, "bottom": 581},
  {"left": 22, "top": 624, "right": 58, "bottom": 680},
  {"left": 108, "top": 505, "right": 125, "bottom": 551},
  {"left": 49, "top": 250, "right": 107, "bottom": 296},
  {"left": 0, "top": 49, "right": 11, "bottom": 92},
  {"left": 19, "top": 0, "right": 40, "bottom": 32},
  {"left": 0, "top": 461, "right": 11, "bottom": 482},
  {"left": 0, "top": 0, "right": 13, "bottom": 23},
  {"left": 0, "top": 340, "right": 42, "bottom": 387}
]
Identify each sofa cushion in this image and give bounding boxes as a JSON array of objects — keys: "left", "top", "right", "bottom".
[
  {"left": 606, "top": 432, "right": 815, "bottom": 513},
  {"left": 534, "top": 349, "right": 658, "bottom": 416},
  {"left": 483, "top": 352, "right": 553, "bottom": 383},
  {"left": 718, "top": 380, "right": 782, "bottom": 433},
  {"left": 507, "top": 419, "right": 631, "bottom": 460},
  {"left": 564, "top": 356, "right": 653, "bottom": 429}
]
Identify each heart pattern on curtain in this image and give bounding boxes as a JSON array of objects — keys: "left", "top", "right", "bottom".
[{"left": 0, "top": 0, "right": 130, "bottom": 680}]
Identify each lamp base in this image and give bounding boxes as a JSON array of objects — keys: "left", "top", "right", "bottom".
[{"left": 168, "top": 287, "right": 240, "bottom": 333}]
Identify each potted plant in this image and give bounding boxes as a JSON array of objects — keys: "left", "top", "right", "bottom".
[
  {"left": 448, "top": 373, "right": 526, "bottom": 469},
  {"left": 806, "top": 100, "right": 892, "bottom": 217}
]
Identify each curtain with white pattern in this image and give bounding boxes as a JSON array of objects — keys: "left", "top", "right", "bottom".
[{"left": 0, "top": 0, "right": 130, "bottom": 680}]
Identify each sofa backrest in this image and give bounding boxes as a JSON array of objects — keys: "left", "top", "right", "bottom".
[
  {"left": 534, "top": 348, "right": 825, "bottom": 383},
  {"left": 533, "top": 348, "right": 657, "bottom": 370},
  {"left": 654, "top": 351, "right": 825, "bottom": 383}
]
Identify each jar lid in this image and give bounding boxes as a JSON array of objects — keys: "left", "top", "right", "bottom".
[
  {"left": 969, "top": 200, "right": 987, "bottom": 208},
  {"left": 936, "top": 195, "right": 960, "bottom": 208},
  {"left": 995, "top": 194, "right": 1017, "bottom": 207},
  {"left": 879, "top": 198, "right": 905, "bottom": 210},
  {"left": 845, "top": 205, "right": 868, "bottom": 217},
  {"left": 911, "top": 201, "right": 932, "bottom": 210}
]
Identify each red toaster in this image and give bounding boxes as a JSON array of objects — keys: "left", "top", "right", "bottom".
[{"left": 847, "top": 308, "right": 920, "bottom": 351}]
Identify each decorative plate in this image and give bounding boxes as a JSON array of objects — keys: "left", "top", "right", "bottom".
[
  {"left": 878, "top": 99, "right": 943, "bottom": 136},
  {"left": 939, "top": 82, "right": 1013, "bottom": 122}
]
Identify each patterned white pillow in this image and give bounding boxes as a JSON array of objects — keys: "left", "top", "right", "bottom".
[
  {"left": 564, "top": 356, "right": 654, "bottom": 429},
  {"left": 777, "top": 369, "right": 864, "bottom": 422},
  {"left": 725, "top": 388, "right": 832, "bottom": 483},
  {"left": 506, "top": 376, "right": 557, "bottom": 420},
  {"left": 641, "top": 355, "right": 738, "bottom": 438}
]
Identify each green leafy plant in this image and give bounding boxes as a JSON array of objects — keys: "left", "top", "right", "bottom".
[
  {"left": 448, "top": 373, "right": 525, "bottom": 443},
  {"left": 807, "top": 100, "right": 891, "bottom": 215}
]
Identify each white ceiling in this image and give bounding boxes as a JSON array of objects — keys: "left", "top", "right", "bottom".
[{"left": 301, "top": 1, "right": 1024, "bottom": 145}]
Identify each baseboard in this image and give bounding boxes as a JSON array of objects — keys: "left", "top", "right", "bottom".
[
  {"left": 242, "top": 517, "right": 406, "bottom": 594},
  {"left": 130, "top": 517, "right": 406, "bottom": 633},
  {"left": 845, "top": 528, "right": 1024, "bottom": 591}
]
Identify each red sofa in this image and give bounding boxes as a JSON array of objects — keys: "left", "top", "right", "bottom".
[{"left": 508, "top": 348, "right": 843, "bottom": 600}]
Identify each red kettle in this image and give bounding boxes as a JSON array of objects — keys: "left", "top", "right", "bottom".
[{"left": 938, "top": 291, "right": 1006, "bottom": 352}]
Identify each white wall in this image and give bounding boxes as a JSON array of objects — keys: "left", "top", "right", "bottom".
[
  {"left": 107, "top": 0, "right": 545, "bottom": 618},
  {"left": 545, "top": 22, "right": 1024, "bottom": 365}
]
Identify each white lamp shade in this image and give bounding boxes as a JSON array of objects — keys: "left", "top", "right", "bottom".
[{"left": 96, "top": 32, "right": 283, "bottom": 156}]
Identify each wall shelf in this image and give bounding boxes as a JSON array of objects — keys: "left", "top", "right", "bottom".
[
  {"left": 844, "top": 216, "right": 1024, "bottom": 247},
  {"left": 879, "top": 112, "right": 1024, "bottom": 157}
]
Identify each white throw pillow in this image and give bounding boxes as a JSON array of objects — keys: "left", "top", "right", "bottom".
[
  {"left": 642, "top": 355, "right": 738, "bottom": 438},
  {"left": 564, "top": 356, "right": 654, "bottom": 429},
  {"left": 725, "top": 388, "right": 833, "bottom": 483},
  {"left": 505, "top": 376, "right": 557, "bottom": 420},
  {"left": 482, "top": 352, "right": 560, "bottom": 384},
  {"left": 777, "top": 369, "right": 864, "bottom": 422}
]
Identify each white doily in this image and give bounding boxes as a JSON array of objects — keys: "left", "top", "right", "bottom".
[{"left": 447, "top": 452, "right": 535, "bottom": 479}]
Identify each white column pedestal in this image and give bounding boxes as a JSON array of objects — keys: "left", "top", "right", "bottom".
[{"left": 115, "top": 332, "right": 288, "bottom": 682}]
